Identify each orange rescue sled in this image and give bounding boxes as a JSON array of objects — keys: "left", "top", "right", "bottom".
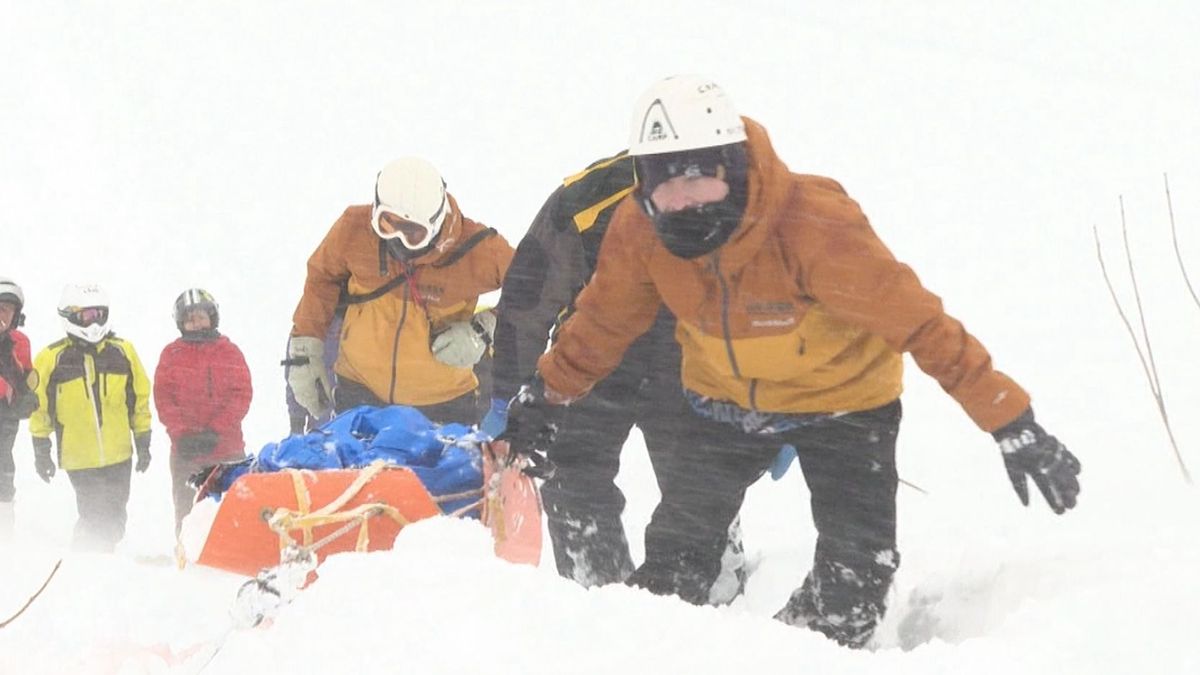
[{"left": 198, "top": 464, "right": 441, "bottom": 577}]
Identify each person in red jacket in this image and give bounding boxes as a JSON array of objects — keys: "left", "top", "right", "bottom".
[
  {"left": 0, "top": 278, "right": 37, "bottom": 539},
  {"left": 154, "top": 289, "right": 253, "bottom": 532}
]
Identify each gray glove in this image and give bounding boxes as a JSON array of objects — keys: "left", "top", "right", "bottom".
[
  {"left": 285, "top": 335, "right": 333, "bottom": 419},
  {"left": 431, "top": 310, "right": 495, "bottom": 368}
]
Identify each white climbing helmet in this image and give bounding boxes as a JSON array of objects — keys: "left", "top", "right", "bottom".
[
  {"left": 370, "top": 157, "right": 449, "bottom": 251},
  {"left": 628, "top": 75, "right": 747, "bottom": 156},
  {"left": 58, "top": 283, "right": 112, "bottom": 343}
]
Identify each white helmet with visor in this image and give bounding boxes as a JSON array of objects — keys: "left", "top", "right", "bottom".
[
  {"left": 58, "top": 283, "right": 112, "bottom": 343},
  {"left": 371, "top": 157, "right": 449, "bottom": 251}
]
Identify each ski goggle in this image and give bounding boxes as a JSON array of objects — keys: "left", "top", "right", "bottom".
[
  {"left": 372, "top": 208, "right": 438, "bottom": 250},
  {"left": 371, "top": 183, "right": 447, "bottom": 251},
  {"left": 60, "top": 306, "right": 109, "bottom": 327}
]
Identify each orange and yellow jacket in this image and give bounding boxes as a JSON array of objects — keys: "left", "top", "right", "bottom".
[
  {"left": 292, "top": 195, "right": 513, "bottom": 407},
  {"left": 538, "top": 118, "right": 1029, "bottom": 433}
]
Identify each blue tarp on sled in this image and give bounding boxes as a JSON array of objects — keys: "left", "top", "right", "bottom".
[{"left": 205, "top": 405, "right": 486, "bottom": 516}]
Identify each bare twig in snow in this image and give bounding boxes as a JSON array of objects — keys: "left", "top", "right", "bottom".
[
  {"left": 1094, "top": 208, "right": 1193, "bottom": 484},
  {"left": 1164, "top": 174, "right": 1200, "bottom": 313},
  {"left": 0, "top": 559, "right": 63, "bottom": 629}
]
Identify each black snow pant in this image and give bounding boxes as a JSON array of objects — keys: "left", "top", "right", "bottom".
[
  {"left": 627, "top": 400, "right": 902, "bottom": 649},
  {"left": 333, "top": 377, "right": 482, "bottom": 426},
  {"left": 0, "top": 417, "right": 17, "bottom": 502},
  {"left": 66, "top": 459, "right": 133, "bottom": 553},
  {"left": 540, "top": 309, "right": 699, "bottom": 588}
]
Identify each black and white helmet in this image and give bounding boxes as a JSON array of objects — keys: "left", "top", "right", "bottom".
[
  {"left": 0, "top": 277, "right": 25, "bottom": 330},
  {"left": 173, "top": 288, "right": 220, "bottom": 333}
]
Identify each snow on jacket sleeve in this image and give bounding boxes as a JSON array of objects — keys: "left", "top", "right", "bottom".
[
  {"left": 536, "top": 199, "right": 663, "bottom": 398},
  {"left": 153, "top": 344, "right": 189, "bottom": 438},
  {"left": 793, "top": 180, "right": 1030, "bottom": 432},
  {"left": 292, "top": 209, "right": 354, "bottom": 339},
  {"left": 0, "top": 330, "right": 32, "bottom": 403},
  {"left": 493, "top": 186, "right": 586, "bottom": 401},
  {"left": 477, "top": 225, "right": 516, "bottom": 291},
  {"left": 124, "top": 342, "right": 153, "bottom": 436},
  {"left": 28, "top": 346, "right": 55, "bottom": 440},
  {"left": 207, "top": 340, "right": 253, "bottom": 434}
]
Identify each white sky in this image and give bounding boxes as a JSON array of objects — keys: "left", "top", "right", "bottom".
[{"left": 1, "top": 2, "right": 1197, "bottom": 673}]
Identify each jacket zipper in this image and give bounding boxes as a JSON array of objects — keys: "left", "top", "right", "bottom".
[
  {"left": 84, "top": 353, "right": 106, "bottom": 466},
  {"left": 711, "top": 252, "right": 756, "bottom": 409},
  {"left": 388, "top": 286, "right": 410, "bottom": 404}
]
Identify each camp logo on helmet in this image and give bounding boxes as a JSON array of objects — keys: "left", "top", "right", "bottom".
[
  {"left": 638, "top": 101, "right": 678, "bottom": 145},
  {"left": 628, "top": 75, "right": 747, "bottom": 157}
]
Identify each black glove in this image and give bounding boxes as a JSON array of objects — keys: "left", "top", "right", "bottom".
[
  {"left": 134, "top": 433, "right": 152, "bottom": 473},
  {"left": 177, "top": 429, "right": 220, "bottom": 458},
  {"left": 8, "top": 387, "right": 37, "bottom": 419},
  {"left": 497, "top": 378, "right": 566, "bottom": 479},
  {"left": 32, "top": 436, "right": 55, "bottom": 483},
  {"left": 992, "top": 408, "right": 1081, "bottom": 514}
]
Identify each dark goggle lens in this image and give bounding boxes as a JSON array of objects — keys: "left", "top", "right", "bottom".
[{"left": 67, "top": 307, "right": 108, "bottom": 326}]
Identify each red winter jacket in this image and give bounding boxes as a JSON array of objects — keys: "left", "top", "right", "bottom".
[
  {"left": 0, "top": 330, "right": 32, "bottom": 403},
  {"left": 153, "top": 336, "right": 253, "bottom": 460}
]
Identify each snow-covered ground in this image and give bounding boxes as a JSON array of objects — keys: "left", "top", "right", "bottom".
[{"left": 2, "top": 2, "right": 1198, "bottom": 673}]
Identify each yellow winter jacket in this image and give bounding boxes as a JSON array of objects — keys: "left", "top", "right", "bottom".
[{"left": 29, "top": 336, "right": 152, "bottom": 471}]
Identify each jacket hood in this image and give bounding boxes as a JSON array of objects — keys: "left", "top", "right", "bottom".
[{"left": 708, "top": 116, "right": 792, "bottom": 275}]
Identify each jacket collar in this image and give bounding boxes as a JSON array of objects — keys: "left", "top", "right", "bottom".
[
  {"left": 403, "top": 194, "right": 466, "bottom": 267},
  {"left": 689, "top": 116, "right": 791, "bottom": 276}
]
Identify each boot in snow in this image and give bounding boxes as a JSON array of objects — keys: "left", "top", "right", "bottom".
[{"left": 707, "top": 516, "right": 748, "bottom": 605}]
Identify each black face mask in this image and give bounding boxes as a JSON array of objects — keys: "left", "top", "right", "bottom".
[
  {"left": 635, "top": 142, "right": 750, "bottom": 260},
  {"left": 642, "top": 196, "right": 744, "bottom": 259},
  {"left": 180, "top": 328, "right": 220, "bottom": 343}
]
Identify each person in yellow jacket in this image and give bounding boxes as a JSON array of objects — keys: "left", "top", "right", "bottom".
[
  {"left": 288, "top": 157, "right": 513, "bottom": 425},
  {"left": 29, "top": 284, "right": 152, "bottom": 552},
  {"left": 502, "top": 76, "right": 1082, "bottom": 648}
]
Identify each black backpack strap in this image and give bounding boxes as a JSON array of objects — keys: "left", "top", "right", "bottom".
[
  {"left": 433, "top": 228, "right": 497, "bottom": 269},
  {"left": 338, "top": 228, "right": 497, "bottom": 308},
  {"left": 338, "top": 271, "right": 410, "bottom": 308}
]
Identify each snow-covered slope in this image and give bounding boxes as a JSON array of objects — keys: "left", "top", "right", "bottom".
[{"left": 1, "top": 2, "right": 1197, "bottom": 673}]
